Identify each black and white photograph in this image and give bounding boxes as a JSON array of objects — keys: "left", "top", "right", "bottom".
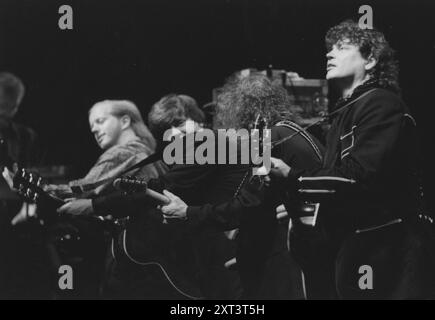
[{"left": 1, "top": 0, "right": 435, "bottom": 304}]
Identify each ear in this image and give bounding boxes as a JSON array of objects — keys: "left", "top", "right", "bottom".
[
  {"left": 365, "top": 55, "right": 377, "bottom": 72},
  {"left": 120, "top": 115, "right": 131, "bottom": 130}
]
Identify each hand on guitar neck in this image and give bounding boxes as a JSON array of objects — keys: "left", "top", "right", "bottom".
[
  {"left": 113, "top": 177, "right": 184, "bottom": 223},
  {"left": 113, "top": 177, "right": 170, "bottom": 206},
  {"left": 160, "top": 190, "right": 188, "bottom": 221}
]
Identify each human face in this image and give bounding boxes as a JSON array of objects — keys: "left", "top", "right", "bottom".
[
  {"left": 326, "top": 40, "right": 369, "bottom": 82},
  {"left": 89, "top": 103, "right": 123, "bottom": 150}
]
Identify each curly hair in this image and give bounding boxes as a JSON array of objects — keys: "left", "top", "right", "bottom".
[
  {"left": 325, "top": 20, "right": 400, "bottom": 93},
  {"left": 214, "top": 73, "right": 297, "bottom": 129}
]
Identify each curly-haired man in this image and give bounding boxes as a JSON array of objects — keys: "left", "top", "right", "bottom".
[
  {"left": 269, "top": 20, "right": 435, "bottom": 299},
  {"left": 160, "top": 74, "right": 325, "bottom": 299}
]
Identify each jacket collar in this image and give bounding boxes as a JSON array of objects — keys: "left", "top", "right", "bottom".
[{"left": 334, "top": 78, "right": 379, "bottom": 109}]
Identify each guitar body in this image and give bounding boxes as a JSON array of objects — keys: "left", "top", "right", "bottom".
[
  {"left": 117, "top": 236, "right": 203, "bottom": 299},
  {"left": 106, "top": 212, "right": 203, "bottom": 299},
  {"left": 109, "top": 176, "right": 204, "bottom": 299}
]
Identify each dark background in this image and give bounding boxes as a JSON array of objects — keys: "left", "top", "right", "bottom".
[{"left": 0, "top": 0, "right": 434, "bottom": 209}]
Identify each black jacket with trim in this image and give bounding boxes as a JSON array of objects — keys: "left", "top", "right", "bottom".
[{"left": 288, "top": 83, "right": 423, "bottom": 232}]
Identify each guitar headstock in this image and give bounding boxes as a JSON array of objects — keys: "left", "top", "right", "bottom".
[
  {"left": 12, "top": 168, "right": 64, "bottom": 223},
  {"left": 13, "top": 168, "right": 45, "bottom": 203}
]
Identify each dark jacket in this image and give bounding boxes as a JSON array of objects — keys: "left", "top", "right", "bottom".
[
  {"left": 287, "top": 83, "right": 435, "bottom": 299},
  {"left": 288, "top": 84, "right": 424, "bottom": 233}
]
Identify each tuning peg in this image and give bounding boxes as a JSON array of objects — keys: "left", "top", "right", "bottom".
[{"left": 26, "top": 189, "right": 33, "bottom": 199}]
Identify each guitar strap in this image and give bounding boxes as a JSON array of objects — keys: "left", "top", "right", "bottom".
[
  {"left": 275, "top": 120, "right": 323, "bottom": 162},
  {"left": 70, "top": 149, "right": 163, "bottom": 195}
]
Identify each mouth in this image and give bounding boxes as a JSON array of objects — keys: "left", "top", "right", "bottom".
[
  {"left": 326, "top": 63, "right": 336, "bottom": 71},
  {"left": 97, "top": 134, "right": 105, "bottom": 143}
]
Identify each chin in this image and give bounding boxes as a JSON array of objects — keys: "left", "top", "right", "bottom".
[
  {"left": 326, "top": 70, "right": 338, "bottom": 80},
  {"left": 98, "top": 141, "right": 109, "bottom": 150}
]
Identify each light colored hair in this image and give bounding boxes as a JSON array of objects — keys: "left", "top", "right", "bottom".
[{"left": 90, "top": 100, "right": 156, "bottom": 151}]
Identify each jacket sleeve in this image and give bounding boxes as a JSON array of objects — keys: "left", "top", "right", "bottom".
[{"left": 186, "top": 175, "right": 265, "bottom": 230}]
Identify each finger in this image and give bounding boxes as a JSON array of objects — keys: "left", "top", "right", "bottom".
[
  {"left": 11, "top": 209, "right": 28, "bottom": 226},
  {"left": 276, "top": 211, "right": 288, "bottom": 220},
  {"left": 57, "top": 203, "right": 70, "bottom": 214},
  {"left": 163, "top": 214, "right": 182, "bottom": 220},
  {"left": 270, "top": 157, "right": 280, "bottom": 165},
  {"left": 269, "top": 168, "right": 280, "bottom": 176},
  {"left": 160, "top": 206, "right": 172, "bottom": 215},
  {"left": 276, "top": 204, "right": 286, "bottom": 213},
  {"left": 2, "top": 168, "right": 14, "bottom": 188},
  {"left": 162, "top": 189, "right": 178, "bottom": 200}
]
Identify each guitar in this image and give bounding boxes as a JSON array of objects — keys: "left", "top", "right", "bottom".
[
  {"left": 1, "top": 138, "right": 63, "bottom": 215},
  {"left": 12, "top": 168, "right": 65, "bottom": 219},
  {"left": 111, "top": 176, "right": 204, "bottom": 300},
  {"left": 113, "top": 176, "right": 170, "bottom": 206}
]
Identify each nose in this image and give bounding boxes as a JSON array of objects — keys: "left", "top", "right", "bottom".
[
  {"left": 326, "top": 48, "right": 336, "bottom": 60},
  {"left": 91, "top": 123, "right": 100, "bottom": 136}
]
